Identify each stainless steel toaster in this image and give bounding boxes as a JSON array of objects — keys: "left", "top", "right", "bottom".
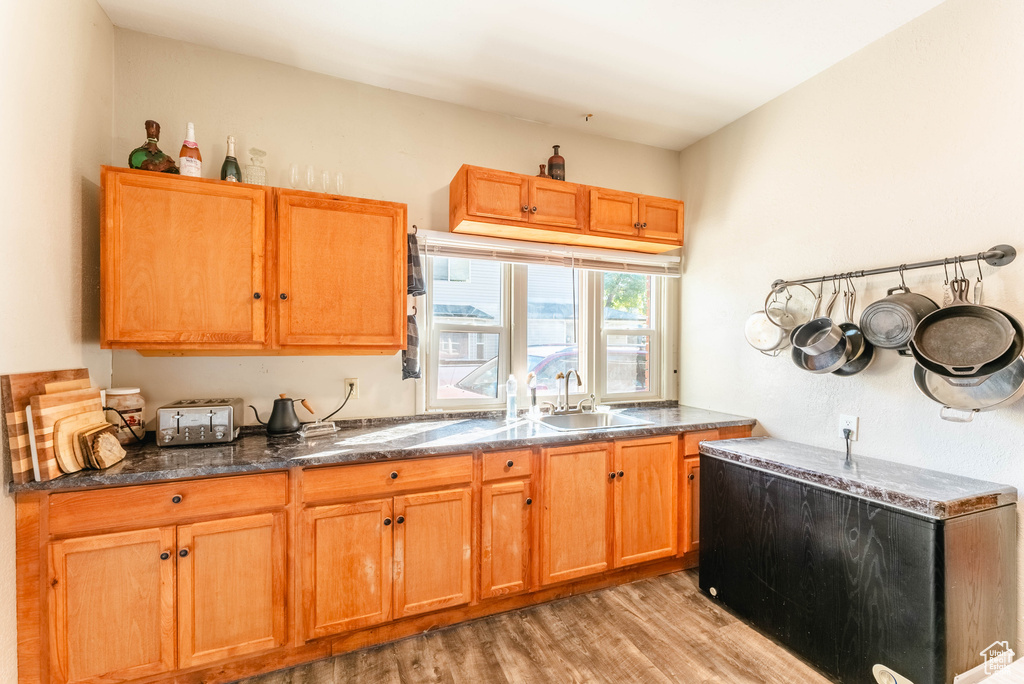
[{"left": 156, "top": 398, "right": 243, "bottom": 447}]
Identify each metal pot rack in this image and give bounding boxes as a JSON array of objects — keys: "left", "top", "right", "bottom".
[{"left": 771, "top": 244, "right": 1016, "bottom": 290}]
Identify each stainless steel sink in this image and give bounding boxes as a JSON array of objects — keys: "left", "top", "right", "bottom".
[{"left": 529, "top": 412, "right": 653, "bottom": 432}]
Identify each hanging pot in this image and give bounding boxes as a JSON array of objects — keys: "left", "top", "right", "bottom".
[
  {"left": 910, "top": 278, "right": 1015, "bottom": 376},
  {"left": 860, "top": 285, "right": 939, "bottom": 351},
  {"left": 910, "top": 306, "right": 1024, "bottom": 386}
]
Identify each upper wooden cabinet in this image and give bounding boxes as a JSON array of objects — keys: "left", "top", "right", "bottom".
[
  {"left": 276, "top": 191, "right": 406, "bottom": 350},
  {"left": 450, "top": 164, "right": 682, "bottom": 253},
  {"left": 101, "top": 167, "right": 266, "bottom": 349},
  {"left": 100, "top": 167, "right": 406, "bottom": 355}
]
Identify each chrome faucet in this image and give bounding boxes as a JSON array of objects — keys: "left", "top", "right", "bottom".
[{"left": 563, "top": 370, "right": 583, "bottom": 412}]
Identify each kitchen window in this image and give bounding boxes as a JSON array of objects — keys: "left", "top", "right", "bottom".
[{"left": 426, "top": 257, "right": 667, "bottom": 410}]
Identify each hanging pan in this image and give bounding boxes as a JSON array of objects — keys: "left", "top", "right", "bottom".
[
  {"left": 910, "top": 276, "right": 1015, "bottom": 377},
  {"left": 914, "top": 354, "right": 1024, "bottom": 422}
]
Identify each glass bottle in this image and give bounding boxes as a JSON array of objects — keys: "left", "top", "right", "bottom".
[
  {"left": 536, "top": 164, "right": 550, "bottom": 178},
  {"left": 547, "top": 145, "right": 565, "bottom": 181},
  {"left": 179, "top": 122, "right": 203, "bottom": 177},
  {"left": 128, "top": 120, "right": 179, "bottom": 173},
  {"left": 505, "top": 374, "right": 518, "bottom": 422},
  {"left": 244, "top": 148, "right": 267, "bottom": 185},
  {"left": 220, "top": 135, "right": 242, "bottom": 182}
]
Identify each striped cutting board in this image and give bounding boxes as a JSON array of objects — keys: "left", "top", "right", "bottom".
[
  {"left": 1, "top": 369, "right": 91, "bottom": 483},
  {"left": 29, "top": 389, "right": 104, "bottom": 482}
]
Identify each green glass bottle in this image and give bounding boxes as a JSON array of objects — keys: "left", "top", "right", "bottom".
[
  {"left": 220, "top": 135, "right": 242, "bottom": 182},
  {"left": 128, "top": 120, "right": 179, "bottom": 173}
]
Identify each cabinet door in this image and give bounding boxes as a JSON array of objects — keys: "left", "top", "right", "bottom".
[
  {"left": 639, "top": 197, "right": 684, "bottom": 244},
  {"left": 48, "top": 527, "right": 176, "bottom": 684},
  {"left": 276, "top": 191, "right": 406, "bottom": 349},
  {"left": 529, "top": 178, "right": 581, "bottom": 229},
  {"left": 588, "top": 189, "right": 638, "bottom": 237},
  {"left": 301, "top": 499, "right": 393, "bottom": 639},
  {"left": 480, "top": 479, "right": 531, "bottom": 599},
  {"left": 177, "top": 512, "right": 287, "bottom": 668},
  {"left": 539, "top": 443, "right": 612, "bottom": 585},
  {"left": 394, "top": 488, "right": 473, "bottom": 617},
  {"left": 682, "top": 458, "right": 700, "bottom": 554},
  {"left": 613, "top": 437, "right": 678, "bottom": 567},
  {"left": 101, "top": 168, "right": 266, "bottom": 348},
  {"left": 466, "top": 167, "right": 529, "bottom": 222}
]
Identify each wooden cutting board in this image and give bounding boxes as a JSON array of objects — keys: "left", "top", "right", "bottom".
[
  {"left": 1, "top": 369, "right": 91, "bottom": 483},
  {"left": 29, "top": 389, "right": 103, "bottom": 481},
  {"left": 53, "top": 412, "right": 105, "bottom": 473}
]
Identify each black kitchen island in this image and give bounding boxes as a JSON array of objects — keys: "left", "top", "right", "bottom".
[{"left": 699, "top": 437, "right": 1017, "bottom": 684}]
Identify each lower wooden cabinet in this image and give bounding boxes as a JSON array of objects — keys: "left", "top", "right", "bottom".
[
  {"left": 176, "top": 513, "right": 287, "bottom": 667},
  {"left": 480, "top": 479, "right": 532, "bottom": 599},
  {"left": 681, "top": 458, "right": 700, "bottom": 554},
  {"left": 302, "top": 499, "right": 394, "bottom": 639},
  {"left": 613, "top": 436, "right": 678, "bottom": 567},
  {"left": 539, "top": 443, "right": 613, "bottom": 585},
  {"left": 394, "top": 488, "right": 473, "bottom": 617},
  {"left": 48, "top": 527, "right": 177, "bottom": 684}
]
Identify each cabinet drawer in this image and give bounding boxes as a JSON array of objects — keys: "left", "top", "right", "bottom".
[
  {"left": 48, "top": 473, "right": 288, "bottom": 537},
  {"left": 302, "top": 454, "right": 473, "bottom": 504},
  {"left": 482, "top": 450, "right": 532, "bottom": 481}
]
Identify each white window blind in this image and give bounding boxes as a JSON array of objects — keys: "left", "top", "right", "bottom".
[{"left": 418, "top": 231, "right": 681, "bottom": 277}]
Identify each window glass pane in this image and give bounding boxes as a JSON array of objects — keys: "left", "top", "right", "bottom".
[
  {"left": 606, "top": 334, "right": 651, "bottom": 393},
  {"left": 436, "top": 331, "right": 500, "bottom": 399},
  {"left": 603, "top": 273, "right": 652, "bottom": 329},
  {"left": 527, "top": 265, "right": 583, "bottom": 395},
  {"left": 432, "top": 258, "right": 500, "bottom": 324}
]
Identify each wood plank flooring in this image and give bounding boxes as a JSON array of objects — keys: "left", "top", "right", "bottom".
[{"left": 239, "top": 570, "right": 832, "bottom": 684}]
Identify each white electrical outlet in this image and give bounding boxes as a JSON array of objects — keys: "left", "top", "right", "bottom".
[
  {"left": 840, "top": 414, "right": 859, "bottom": 441},
  {"left": 345, "top": 378, "right": 360, "bottom": 399}
]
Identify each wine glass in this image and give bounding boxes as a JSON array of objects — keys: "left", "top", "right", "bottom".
[
  {"left": 289, "top": 163, "right": 300, "bottom": 189},
  {"left": 305, "top": 165, "right": 315, "bottom": 191},
  {"left": 321, "top": 169, "right": 331, "bottom": 194},
  {"left": 334, "top": 172, "right": 344, "bottom": 195}
]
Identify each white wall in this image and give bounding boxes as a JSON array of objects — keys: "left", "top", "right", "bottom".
[
  {"left": 679, "top": 0, "right": 1024, "bottom": 646},
  {"left": 0, "top": 0, "right": 115, "bottom": 679},
  {"left": 109, "top": 30, "right": 682, "bottom": 423}
]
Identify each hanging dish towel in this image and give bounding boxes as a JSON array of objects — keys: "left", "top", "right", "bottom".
[
  {"left": 402, "top": 314, "right": 420, "bottom": 380},
  {"left": 408, "top": 232, "right": 425, "bottom": 297}
]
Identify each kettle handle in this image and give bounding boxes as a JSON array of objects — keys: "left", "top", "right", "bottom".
[
  {"left": 300, "top": 399, "right": 314, "bottom": 415},
  {"left": 886, "top": 285, "right": 910, "bottom": 296},
  {"left": 248, "top": 405, "right": 266, "bottom": 425}
]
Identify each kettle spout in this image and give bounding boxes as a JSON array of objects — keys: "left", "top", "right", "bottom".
[{"left": 249, "top": 405, "right": 267, "bottom": 426}]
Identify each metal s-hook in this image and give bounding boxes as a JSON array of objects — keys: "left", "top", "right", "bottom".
[{"left": 942, "top": 258, "right": 950, "bottom": 284}]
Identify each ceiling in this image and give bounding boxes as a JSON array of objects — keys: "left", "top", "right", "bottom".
[{"left": 97, "top": 0, "right": 945, "bottom": 150}]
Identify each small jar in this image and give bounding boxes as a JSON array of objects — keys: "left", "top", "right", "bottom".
[{"left": 105, "top": 388, "right": 145, "bottom": 445}]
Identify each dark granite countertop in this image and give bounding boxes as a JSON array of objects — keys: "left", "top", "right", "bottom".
[
  {"left": 10, "top": 405, "right": 755, "bottom": 493},
  {"left": 701, "top": 437, "right": 1016, "bottom": 520}
]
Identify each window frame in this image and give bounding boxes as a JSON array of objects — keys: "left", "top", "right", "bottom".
[{"left": 425, "top": 257, "right": 668, "bottom": 412}]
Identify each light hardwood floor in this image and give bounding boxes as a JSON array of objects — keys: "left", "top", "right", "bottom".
[{"left": 240, "top": 570, "right": 832, "bottom": 684}]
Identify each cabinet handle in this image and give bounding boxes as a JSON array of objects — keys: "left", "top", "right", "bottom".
[
  {"left": 634, "top": 222, "right": 641, "bottom": 228},
  {"left": 688, "top": 473, "right": 695, "bottom": 481},
  {"left": 280, "top": 293, "right": 288, "bottom": 300},
  {"left": 608, "top": 472, "right": 616, "bottom": 479},
  {"left": 390, "top": 471, "right": 398, "bottom": 480},
  {"left": 522, "top": 205, "right": 529, "bottom": 212},
  {"left": 171, "top": 495, "right": 182, "bottom": 504},
  {"left": 506, "top": 460, "right": 514, "bottom": 468},
  {"left": 160, "top": 552, "right": 170, "bottom": 560},
  {"left": 531, "top": 206, "right": 538, "bottom": 213},
  {"left": 179, "top": 549, "right": 189, "bottom": 558},
  {"left": 396, "top": 516, "right": 405, "bottom": 524},
  {"left": 525, "top": 498, "right": 533, "bottom": 505},
  {"left": 617, "top": 470, "right": 624, "bottom": 478},
  {"left": 384, "top": 517, "right": 392, "bottom": 526},
  {"left": 641, "top": 223, "right": 647, "bottom": 228}
]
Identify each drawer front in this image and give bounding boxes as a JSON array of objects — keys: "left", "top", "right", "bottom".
[
  {"left": 482, "top": 450, "right": 532, "bottom": 481},
  {"left": 48, "top": 473, "right": 288, "bottom": 537},
  {"left": 302, "top": 454, "right": 473, "bottom": 504},
  {"left": 682, "top": 429, "right": 720, "bottom": 457}
]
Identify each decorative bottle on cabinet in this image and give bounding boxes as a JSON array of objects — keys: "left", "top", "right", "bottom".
[
  {"left": 220, "top": 135, "right": 242, "bottom": 182},
  {"left": 128, "top": 120, "right": 179, "bottom": 173},
  {"left": 547, "top": 145, "right": 565, "bottom": 181},
  {"left": 179, "top": 122, "right": 202, "bottom": 177}
]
